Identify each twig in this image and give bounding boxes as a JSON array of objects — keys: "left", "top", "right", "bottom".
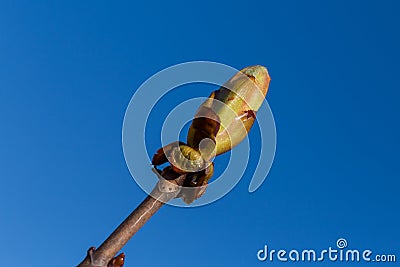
[{"left": 77, "top": 174, "right": 186, "bottom": 267}]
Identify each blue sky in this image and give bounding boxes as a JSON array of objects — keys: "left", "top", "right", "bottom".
[{"left": 0, "top": 0, "right": 399, "bottom": 266}]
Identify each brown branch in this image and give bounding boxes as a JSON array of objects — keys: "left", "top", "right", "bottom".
[{"left": 77, "top": 174, "right": 186, "bottom": 267}]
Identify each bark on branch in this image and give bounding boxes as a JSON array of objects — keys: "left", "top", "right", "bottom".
[{"left": 77, "top": 174, "right": 186, "bottom": 267}]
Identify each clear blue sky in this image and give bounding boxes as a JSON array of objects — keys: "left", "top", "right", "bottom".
[{"left": 0, "top": 0, "right": 399, "bottom": 266}]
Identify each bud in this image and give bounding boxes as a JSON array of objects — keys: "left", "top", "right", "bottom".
[{"left": 188, "top": 65, "right": 271, "bottom": 155}]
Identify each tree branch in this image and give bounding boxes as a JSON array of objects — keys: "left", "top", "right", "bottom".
[{"left": 77, "top": 174, "right": 186, "bottom": 267}]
